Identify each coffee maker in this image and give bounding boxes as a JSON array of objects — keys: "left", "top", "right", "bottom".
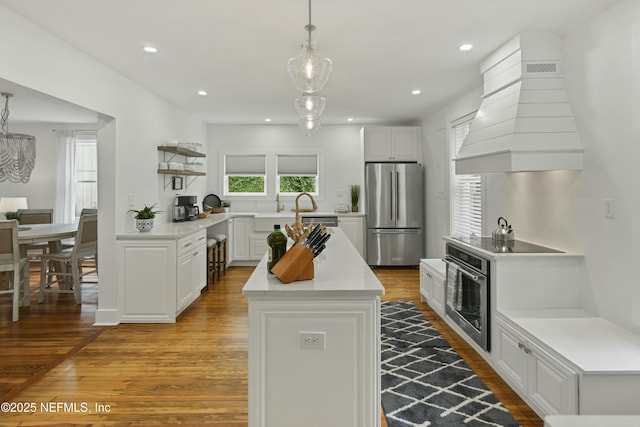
[{"left": 173, "top": 195, "right": 200, "bottom": 222}]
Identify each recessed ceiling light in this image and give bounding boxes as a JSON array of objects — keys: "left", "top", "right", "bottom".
[
  {"left": 265, "top": 118, "right": 272, "bottom": 123},
  {"left": 197, "top": 90, "right": 208, "bottom": 96},
  {"left": 347, "top": 118, "right": 354, "bottom": 122},
  {"left": 143, "top": 46, "right": 158, "bottom": 53},
  {"left": 458, "top": 43, "right": 473, "bottom": 52},
  {"left": 412, "top": 90, "right": 421, "bottom": 95}
]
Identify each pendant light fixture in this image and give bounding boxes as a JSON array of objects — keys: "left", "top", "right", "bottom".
[
  {"left": 298, "top": 117, "right": 321, "bottom": 137},
  {"left": 0, "top": 93, "right": 36, "bottom": 183},
  {"left": 288, "top": 0, "right": 332, "bottom": 136},
  {"left": 294, "top": 93, "right": 326, "bottom": 119},
  {"left": 287, "top": 0, "right": 333, "bottom": 94}
]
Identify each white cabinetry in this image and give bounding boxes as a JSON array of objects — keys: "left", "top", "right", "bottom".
[
  {"left": 338, "top": 216, "right": 364, "bottom": 258},
  {"left": 494, "top": 315, "right": 578, "bottom": 416},
  {"left": 176, "top": 232, "right": 207, "bottom": 313},
  {"left": 362, "top": 126, "right": 420, "bottom": 162},
  {"left": 232, "top": 216, "right": 253, "bottom": 261},
  {"left": 117, "top": 230, "right": 207, "bottom": 323},
  {"left": 419, "top": 259, "right": 446, "bottom": 316}
]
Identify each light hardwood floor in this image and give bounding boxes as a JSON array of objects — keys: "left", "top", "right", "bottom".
[{"left": 0, "top": 266, "right": 542, "bottom": 426}]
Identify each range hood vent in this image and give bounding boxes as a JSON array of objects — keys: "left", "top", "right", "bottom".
[{"left": 455, "top": 32, "right": 584, "bottom": 174}]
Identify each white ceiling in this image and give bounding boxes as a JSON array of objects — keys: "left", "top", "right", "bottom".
[{"left": 0, "top": 0, "right": 620, "bottom": 126}]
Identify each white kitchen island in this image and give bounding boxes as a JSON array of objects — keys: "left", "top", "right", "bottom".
[{"left": 242, "top": 228, "right": 385, "bottom": 427}]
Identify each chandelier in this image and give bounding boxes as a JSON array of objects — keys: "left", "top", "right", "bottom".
[
  {"left": 0, "top": 93, "right": 36, "bottom": 183},
  {"left": 287, "top": 0, "right": 333, "bottom": 136}
]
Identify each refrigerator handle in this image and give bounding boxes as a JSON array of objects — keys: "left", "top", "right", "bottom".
[
  {"left": 389, "top": 170, "right": 394, "bottom": 221},
  {"left": 396, "top": 170, "right": 400, "bottom": 220}
]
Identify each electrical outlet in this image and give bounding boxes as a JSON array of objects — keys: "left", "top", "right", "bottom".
[
  {"left": 604, "top": 199, "right": 615, "bottom": 219},
  {"left": 128, "top": 194, "right": 136, "bottom": 207},
  {"left": 300, "top": 331, "right": 326, "bottom": 350},
  {"left": 337, "top": 189, "right": 344, "bottom": 197}
]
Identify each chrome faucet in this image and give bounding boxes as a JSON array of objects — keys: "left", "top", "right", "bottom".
[{"left": 275, "top": 193, "right": 285, "bottom": 212}]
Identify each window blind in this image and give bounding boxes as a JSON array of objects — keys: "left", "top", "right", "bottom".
[
  {"left": 225, "top": 155, "right": 266, "bottom": 175},
  {"left": 277, "top": 155, "right": 318, "bottom": 175},
  {"left": 450, "top": 121, "right": 482, "bottom": 237}
]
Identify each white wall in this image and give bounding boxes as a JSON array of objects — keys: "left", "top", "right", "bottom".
[
  {"left": 420, "top": 0, "right": 640, "bottom": 332},
  {"left": 0, "top": 5, "right": 206, "bottom": 325},
  {"left": 207, "top": 124, "right": 364, "bottom": 213}
]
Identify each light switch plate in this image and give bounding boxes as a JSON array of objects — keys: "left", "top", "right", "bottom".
[{"left": 604, "top": 199, "right": 615, "bottom": 219}]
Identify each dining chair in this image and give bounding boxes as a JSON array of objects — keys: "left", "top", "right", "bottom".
[
  {"left": 17, "top": 208, "right": 54, "bottom": 270},
  {"left": 0, "top": 220, "right": 30, "bottom": 321},
  {"left": 38, "top": 213, "right": 98, "bottom": 304}
]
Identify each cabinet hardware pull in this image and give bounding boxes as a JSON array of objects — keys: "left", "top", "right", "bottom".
[{"left": 183, "top": 242, "right": 192, "bottom": 247}]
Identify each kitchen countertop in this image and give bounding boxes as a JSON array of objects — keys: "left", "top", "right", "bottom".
[
  {"left": 117, "top": 211, "right": 365, "bottom": 240},
  {"left": 242, "top": 227, "right": 384, "bottom": 298},
  {"left": 443, "top": 236, "right": 583, "bottom": 259}
]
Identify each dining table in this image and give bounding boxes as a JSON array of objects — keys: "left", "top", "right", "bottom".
[{"left": 17, "top": 222, "right": 79, "bottom": 305}]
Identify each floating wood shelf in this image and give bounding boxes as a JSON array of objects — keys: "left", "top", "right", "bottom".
[
  {"left": 157, "top": 169, "right": 206, "bottom": 176},
  {"left": 157, "top": 146, "right": 206, "bottom": 158}
]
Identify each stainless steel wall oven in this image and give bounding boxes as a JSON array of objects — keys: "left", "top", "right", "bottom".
[{"left": 443, "top": 243, "right": 491, "bottom": 351}]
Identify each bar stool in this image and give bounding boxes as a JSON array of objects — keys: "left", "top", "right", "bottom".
[
  {"left": 213, "top": 234, "right": 227, "bottom": 281},
  {"left": 206, "top": 238, "right": 218, "bottom": 288}
]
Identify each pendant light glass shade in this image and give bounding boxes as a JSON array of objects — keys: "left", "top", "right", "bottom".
[
  {"left": 298, "top": 117, "right": 321, "bottom": 137},
  {"left": 294, "top": 93, "right": 326, "bottom": 119},
  {"left": 287, "top": 43, "right": 333, "bottom": 94}
]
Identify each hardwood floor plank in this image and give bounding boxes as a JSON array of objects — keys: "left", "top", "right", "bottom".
[{"left": 1, "top": 266, "right": 541, "bottom": 426}]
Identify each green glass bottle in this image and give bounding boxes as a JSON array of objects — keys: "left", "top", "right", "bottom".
[{"left": 267, "top": 224, "right": 287, "bottom": 273}]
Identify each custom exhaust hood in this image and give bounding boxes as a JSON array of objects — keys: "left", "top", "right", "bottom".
[{"left": 455, "top": 32, "right": 584, "bottom": 174}]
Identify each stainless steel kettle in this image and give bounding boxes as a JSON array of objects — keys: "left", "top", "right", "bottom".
[{"left": 492, "top": 216, "right": 514, "bottom": 242}]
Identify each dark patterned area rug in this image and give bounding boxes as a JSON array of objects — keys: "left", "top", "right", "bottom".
[{"left": 381, "top": 301, "right": 520, "bottom": 427}]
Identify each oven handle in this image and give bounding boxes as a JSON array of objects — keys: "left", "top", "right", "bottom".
[{"left": 442, "top": 257, "right": 486, "bottom": 282}]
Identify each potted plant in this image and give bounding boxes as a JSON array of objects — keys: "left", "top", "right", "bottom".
[
  {"left": 4, "top": 211, "right": 20, "bottom": 221},
  {"left": 350, "top": 184, "right": 360, "bottom": 212},
  {"left": 128, "top": 204, "right": 162, "bottom": 232},
  {"left": 221, "top": 200, "right": 231, "bottom": 213}
]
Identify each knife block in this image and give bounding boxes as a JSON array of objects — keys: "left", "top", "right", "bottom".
[{"left": 271, "top": 244, "right": 314, "bottom": 284}]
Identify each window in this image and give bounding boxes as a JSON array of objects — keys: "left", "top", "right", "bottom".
[
  {"left": 224, "top": 154, "right": 266, "bottom": 195},
  {"left": 74, "top": 133, "right": 97, "bottom": 217},
  {"left": 276, "top": 154, "right": 319, "bottom": 195},
  {"left": 450, "top": 117, "right": 482, "bottom": 237}
]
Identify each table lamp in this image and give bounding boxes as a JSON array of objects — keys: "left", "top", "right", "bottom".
[{"left": 0, "top": 197, "right": 28, "bottom": 220}]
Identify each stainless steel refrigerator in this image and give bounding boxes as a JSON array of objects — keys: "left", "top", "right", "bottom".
[{"left": 365, "top": 163, "right": 423, "bottom": 266}]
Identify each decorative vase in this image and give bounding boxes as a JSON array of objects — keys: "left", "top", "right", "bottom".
[
  {"left": 351, "top": 206, "right": 359, "bottom": 212},
  {"left": 136, "top": 218, "right": 154, "bottom": 232}
]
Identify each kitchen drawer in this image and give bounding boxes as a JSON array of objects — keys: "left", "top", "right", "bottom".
[{"left": 177, "top": 230, "right": 207, "bottom": 257}]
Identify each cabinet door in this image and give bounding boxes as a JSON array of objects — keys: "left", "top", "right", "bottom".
[
  {"left": 250, "top": 233, "right": 269, "bottom": 261},
  {"left": 191, "top": 244, "right": 207, "bottom": 293},
  {"left": 118, "top": 240, "right": 176, "bottom": 322},
  {"left": 494, "top": 318, "right": 528, "bottom": 395},
  {"left": 528, "top": 341, "right": 578, "bottom": 415},
  {"left": 430, "top": 271, "right": 445, "bottom": 316},
  {"left": 227, "top": 218, "right": 234, "bottom": 264},
  {"left": 391, "top": 127, "right": 419, "bottom": 161},
  {"left": 177, "top": 252, "right": 194, "bottom": 311},
  {"left": 233, "top": 217, "right": 252, "bottom": 260},
  {"left": 419, "top": 263, "right": 432, "bottom": 303},
  {"left": 338, "top": 217, "right": 364, "bottom": 258},
  {"left": 363, "top": 126, "right": 392, "bottom": 161}
]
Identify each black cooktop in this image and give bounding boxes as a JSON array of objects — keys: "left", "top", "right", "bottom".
[{"left": 452, "top": 236, "right": 564, "bottom": 254}]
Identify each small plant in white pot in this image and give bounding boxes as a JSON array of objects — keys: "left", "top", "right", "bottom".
[
  {"left": 128, "top": 204, "right": 162, "bottom": 232},
  {"left": 221, "top": 200, "right": 231, "bottom": 213}
]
